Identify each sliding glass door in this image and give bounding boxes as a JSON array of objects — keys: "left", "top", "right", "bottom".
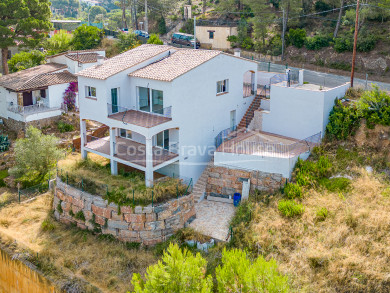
[
  {"left": 138, "top": 87, "right": 164, "bottom": 114},
  {"left": 111, "top": 88, "right": 118, "bottom": 113},
  {"left": 138, "top": 87, "right": 150, "bottom": 112},
  {"left": 156, "top": 130, "right": 169, "bottom": 150}
]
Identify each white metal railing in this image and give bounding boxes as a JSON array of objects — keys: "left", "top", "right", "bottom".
[
  {"left": 169, "top": 142, "right": 179, "bottom": 154},
  {"left": 218, "top": 132, "right": 322, "bottom": 158},
  {"left": 107, "top": 103, "right": 172, "bottom": 119},
  {"left": 7, "top": 103, "right": 60, "bottom": 116}
]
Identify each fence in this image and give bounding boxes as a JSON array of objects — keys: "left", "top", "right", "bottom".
[
  {"left": 17, "top": 177, "right": 52, "bottom": 203},
  {"left": 107, "top": 103, "right": 172, "bottom": 119},
  {"left": 57, "top": 169, "right": 193, "bottom": 207},
  {"left": 215, "top": 125, "right": 238, "bottom": 149},
  {"left": 218, "top": 132, "right": 322, "bottom": 158}
]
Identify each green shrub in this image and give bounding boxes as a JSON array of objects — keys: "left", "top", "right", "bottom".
[
  {"left": 216, "top": 248, "right": 290, "bottom": 293},
  {"left": 316, "top": 156, "right": 332, "bottom": 177},
  {"left": 131, "top": 243, "right": 212, "bottom": 292},
  {"left": 57, "top": 121, "right": 74, "bottom": 133},
  {"left": 278, "top": 200, "right": 304, "bottom": 217},
  {"left": 305, "top": 35, "right": 331, "bottom": 50},
  {"left": 8, "top": 50, "right": 46, "bottom": 73},
  {"left": 75, "top": 211, "right": 85, "bottom": 221},
  {"left": 315, "top": 207, "right": 328, "bottom": 221},
  {"left": 329, "top": 61, "right": 352, "bottom": 71},
  {"left": 356, "top": 85, "right": 390, "bottom": 128},
  {"left": 57, "top": 200, "right": 63, "bottom": 214},
  {"left": 41, "top": 219, "right": 56, "bottom": 231},
  {"left": 334, "top": 36, "right": 353, "bottom": 53},
  {"left": 288, "top": 28, "right": 306, "bottom": 48},
  {"left": 326, "top": 99, "right": 361, "bottom": 140},
  {"left": 0, "top": 170, "right": 8, "bottom": 187},
  {"left": 334, "top": 32, "right": 377, "bottom": 53},
  {"left": 319, "top": 177, "right": 351, "bottom": 192},
  {"left": 284, "top": 183, "right": 303, "bottom": 199}
]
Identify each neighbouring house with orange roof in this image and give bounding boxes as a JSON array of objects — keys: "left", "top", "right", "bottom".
[{"left": 0, "top": 49, "right": 105, "bottom": 131}]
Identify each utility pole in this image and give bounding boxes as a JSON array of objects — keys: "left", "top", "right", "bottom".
[
  {"left": 281, "top": 8, "right": 286, "bottom": 60},
  {"left": 194, "top": 16, "right": 197, "bottom": 49},
  {"left": 145, "top": 0, "right": 148, "bottom": 32},
  {"left": 350, "top": 0, "right": 360, "bottom": 87}
]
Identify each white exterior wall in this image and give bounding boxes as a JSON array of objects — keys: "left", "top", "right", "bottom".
[
  {"left": 261, "top": 83, "right": 349, "bottom": 140},
  {"left": 48, "top": 83, "right": 68, "bottom": 108},
  {"left": 78, "top": 52, "right": 257, "bottom": 183},
  {"left": 195, "top": 26, "right": 238, "bottom": 50},
  {"left": 214, "top": 151, "right": 310, "bottom": 179}
]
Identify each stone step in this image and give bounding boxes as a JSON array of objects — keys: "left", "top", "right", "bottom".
[{"left": 206, "top": 195, "right": 234, "bottom": 204}]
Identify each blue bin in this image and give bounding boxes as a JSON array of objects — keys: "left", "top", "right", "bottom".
[{"left": 233, "top": 193, "right": 241, "bottom": 207}]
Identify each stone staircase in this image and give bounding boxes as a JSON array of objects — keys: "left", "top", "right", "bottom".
[
  {"left": 238, "top": 95, "right": 262, "bottom": 129},
  {"left": 192, "top": 160, "right": 213, "bottom": 203}
]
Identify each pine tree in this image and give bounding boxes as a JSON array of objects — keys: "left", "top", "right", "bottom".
[{"left": 0, "top": 0, "right": 52, "bottom": 75}]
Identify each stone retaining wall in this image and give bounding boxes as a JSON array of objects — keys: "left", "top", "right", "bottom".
[
  {"left": 53, "top": 178, "right": 196, "bottom": 246},
  {"left": 2, "top": 116, "right": 61, "bottom": 133},
  {"left": 206, "top": 165, "right": 287, "bottom": 196}
]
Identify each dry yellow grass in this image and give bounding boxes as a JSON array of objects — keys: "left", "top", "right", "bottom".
[
  {"left": 251, "top": 169, "right": 390, "bottom": 292},
  {"left": 0, "top": 193, "right": 157, "bottom": 292}
]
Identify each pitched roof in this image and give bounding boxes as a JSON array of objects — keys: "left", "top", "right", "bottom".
[
  {"left": 76, "top": 44, "right": 174, "bottom": 80},
  {"left": 128, "top": 49, "right": 221, "bottom": 82},
  {"left": 0, "top": 63, "right": 69, "bottom": 91},
  {"left": 46, "top": 49, "right": 104, "bottom": 59},
  {"left": 19, "top": 70, "right": 77, "bottom": 91},
  {"left": 65, "top": 52, "right": 100, "bottom": 64}
]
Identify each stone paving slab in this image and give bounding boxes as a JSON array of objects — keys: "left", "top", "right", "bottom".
[{"left": 189, "top": 200, "right": 235, "bottom": 241}]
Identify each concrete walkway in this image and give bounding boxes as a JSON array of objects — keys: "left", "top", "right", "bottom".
[{"left": 189, "top": 200, "right": 235, "bottom": 241}]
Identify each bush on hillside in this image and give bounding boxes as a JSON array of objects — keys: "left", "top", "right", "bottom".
[
  {"left": 334, "top": 32, "right": 377, "bottom": 53},
  {"left": 278, "top": 200, "right": 304, "bottom": 217},
  {"left": 356, "top": 85, "right": 390, "bottom": 128},
  {"left": 326, "top": 99, "right": 361, "bottom": 140},
  {"left": 216, "top": 248, "right": 290, "bottom": 293},
  {"left": 147, "top": 34, "right": 163, "bottom": 45},
  {"left": 305, "top": 34, "right": 331, "bottom": 50},
  {"left": 8, "top": 50, "right": 46, "bottom": 73},
  {"left": 288, "top": 28, "right": 306, "bottom": 48},
  {"left": 131, "top": 243, "right": 212, "bottom": 292}
]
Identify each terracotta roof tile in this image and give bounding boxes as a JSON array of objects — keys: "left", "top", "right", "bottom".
[
  {"left": 128, "top": 49, "right": 221, "bottom": 82},
  {"left": 19, "top": 70, "right": 77, "bottom": 91},
  {"left": 76, "top": 44, "right": 174, "bottom": 80},
  {"left": 0, "top": 63, "right": 68, "bottom": 91},
  {"left": 65, "top": 52, "right": 101, "bottom": 64}
]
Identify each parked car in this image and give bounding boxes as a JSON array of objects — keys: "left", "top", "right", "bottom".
[
  {"left": 171, "top": 33, "right": 200, "bottom": 48},
  {"left": 135, "top": 30, "right": 150, "bottom": 39}
]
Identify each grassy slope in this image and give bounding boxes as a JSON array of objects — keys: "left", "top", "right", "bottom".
[
  {"left": 233, "top": 137, "right": 390, "bottom": 292},
  {"left": 0, "top": 194, "right": 157, "bottom": 292}
]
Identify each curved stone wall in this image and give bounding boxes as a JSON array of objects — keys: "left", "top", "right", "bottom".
[{"left": 53, "top": 178, "right": 196, "bottom": 246}]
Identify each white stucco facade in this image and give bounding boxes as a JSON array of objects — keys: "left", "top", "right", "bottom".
[
  {"left": 78, "top": 48, "right": 257, "bottom": 185},
  {"left": 261, "top": 82, "right": 350, "bottom": 140}
]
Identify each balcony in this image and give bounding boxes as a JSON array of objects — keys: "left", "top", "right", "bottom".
[
  {"left": 7, "top": 103, "right": 63, "bottom": 122},
  {"left": 107, "top": 103, "right": 172, "bottom": 128},
  {"left": 84, "top": 135, "right": 179, "bottom": 168}
]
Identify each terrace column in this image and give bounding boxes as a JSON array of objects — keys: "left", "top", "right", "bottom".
[
  {"left": 145, "top": 137, "right": 154, "bottom": 187},
  {"left": 110, "top": 127, "right": 118, "bottom": 175},
  {"left": 80, "top": 119, "right": 88, "bottom": 159}
]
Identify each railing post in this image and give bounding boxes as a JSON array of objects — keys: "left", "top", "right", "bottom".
[
  {"left": 152, "top": 191, "right": 154, "bottom": 207},
  {"left": 132, "top": 189, "right": 135, "bottom": 206},
  {"left": 17, "top": 183, "right": 21, "bottom": 203},
  {"left": 81, "top": 178, "right": 84, "bottom": 191},
  {"left": 177, "top": 184, "right": 179, "bottom": 199}
]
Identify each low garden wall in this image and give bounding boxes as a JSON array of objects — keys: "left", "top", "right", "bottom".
[
  {"left": 53, "top": 177, "right": 196, "bottom": 246},
  {"left": 206, "top": 165, "right": 287, "bottom": 196}
]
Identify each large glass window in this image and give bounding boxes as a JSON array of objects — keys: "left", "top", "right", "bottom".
[
  {"left": 152, "top": 89, "right": 164, "bottom": 114},
  {"left": 138, "top": 87, "right": 150, "bottom": 112},
  {"left": 217, "top": 79, "right": 229, "bottom": 94},
  {"left": 120, "top": 128, "right": 132, "bottom": 139}
]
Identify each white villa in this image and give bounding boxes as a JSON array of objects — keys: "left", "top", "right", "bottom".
[
  {"left": 76, "top": 44, "right": 350, "bottom": 190},
  {"left": 77, "top": 44, "right": 258, "bottom": 187},
  {"left": 0, "top": 49, "right": 105, "bottom": 131}
]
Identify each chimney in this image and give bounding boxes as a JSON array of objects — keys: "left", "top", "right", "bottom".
[
  {"left": 97, "top": 55, "right": 104, "bottom": 66},
  {"left": 234, "top": 48, "right": 241, "bottom": 57},
  {"left": 299, "top": 69, "right": 304, "bottom": 86}
]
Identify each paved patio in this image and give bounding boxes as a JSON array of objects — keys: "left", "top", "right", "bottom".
[
  {"left": 108, "top": 110, "right": 171, "bottom": 128},
  {"left": 189, "top": 200, "right": 235, "bottom": 241},
  {"left": 84, "top": 136, "right": 178, "bottom": 167}
]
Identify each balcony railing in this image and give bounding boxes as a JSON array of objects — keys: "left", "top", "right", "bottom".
[
  {"left": 7, "top": 104, "right": 60, "bottom": 116},
  {"left": 107, "top": 103, "right": 172, "bottom": 119}
]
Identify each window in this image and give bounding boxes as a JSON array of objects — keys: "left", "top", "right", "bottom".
[
  {"left": 152, "top": 89, "right": 163, "bottom": 114},
  {"left": 208, "top": 31, "right": 214, "bottom": 39},
  {"left": 120, "top": 128, "right": 132, "bottom": 139},
  {"left": 156, "top": 130, "right": 169, "bottom": 150},
  {"left": 86, "top": 86, "right": 96, "bottom": 98},
  {"left": 217, "top": 79, "right": 229, "bottom": 94},
  {"left": 40, "top": 89, "right": 46, "bottom": 98}
]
